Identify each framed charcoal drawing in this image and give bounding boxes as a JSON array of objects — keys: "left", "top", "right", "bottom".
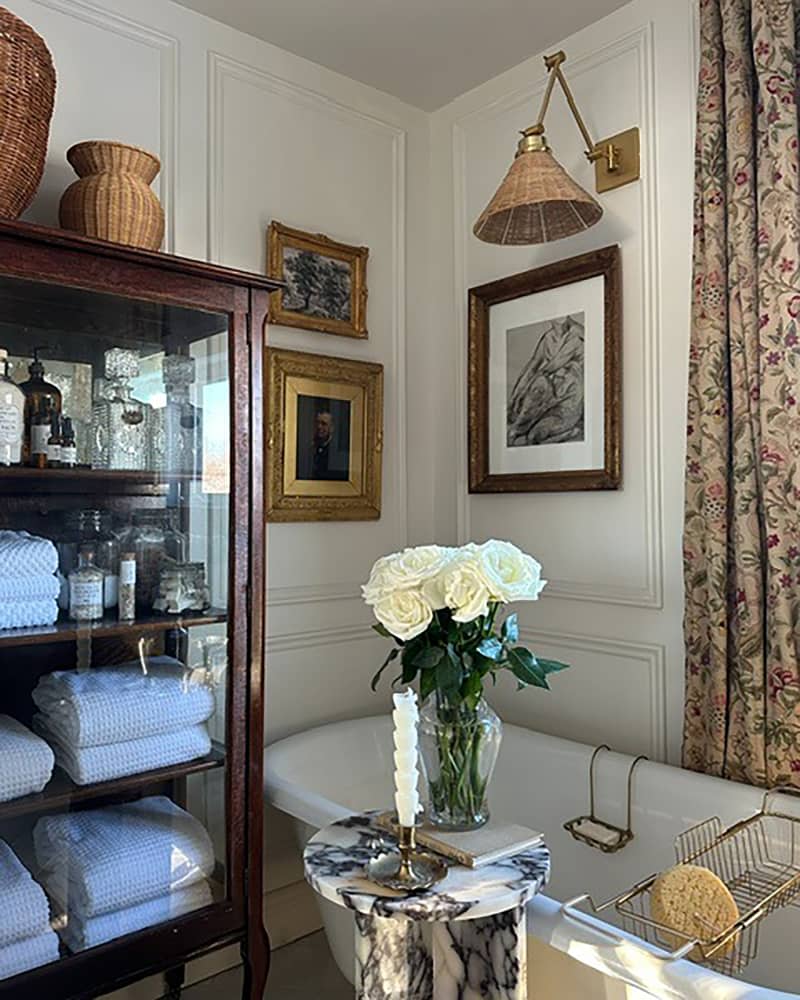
[
  {"left": 468, "top": 245, "right": 621, "bottom": 493},
  {"left": 267, "top": 221, "right": 369, "bottom": 338},
  {"left": 265, "top": 347, "right": 383, "bottom": 521}
]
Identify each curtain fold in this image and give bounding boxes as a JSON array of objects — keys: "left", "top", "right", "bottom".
[{"left": 684, "top": 0, "right": 800, "bottom": 787}]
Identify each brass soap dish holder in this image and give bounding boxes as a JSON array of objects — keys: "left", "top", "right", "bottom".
[{"left": 563, "top": 744, "right": 648, "bottom": 853}]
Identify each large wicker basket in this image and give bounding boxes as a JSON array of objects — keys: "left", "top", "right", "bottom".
[{"left": 0, "top": 6, "right": 56, "bottom": 219}]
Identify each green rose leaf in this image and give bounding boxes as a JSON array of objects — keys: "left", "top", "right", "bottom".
[
  {"left": 370, "top": 647, "right": 400, "bottom": 691},
  {"left": 539, "top": 658, "right": 570, "bottom": 675},
  {"left": 507, "top": 646, "right": 549, "bottom": 689},
  {"left": 461, "top": 670, "right": 483, "bottom": 710},
  {"left": 372, "top": 622, "right": 395, "bottom": 640},
  {"left": 477, "top": 637, "right": 503, "bottom": 661},
  {"left": 419, "top": 666, "right": 438, "bottom": 702},
  {"left": 501, "top": 613, "right": 519, "bottom": 643},
  {"left": 414, "top": 646, "right": 445, "bottom": 670},
  {"left": 438, "top": 648, "right": 462, "bottom": 693}
]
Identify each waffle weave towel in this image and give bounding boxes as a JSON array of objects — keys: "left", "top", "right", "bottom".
[
  {"left": 33, "top": 718, "right": 211, "bottom": 786},
  {"left": 59, "top": 880, "right": 213, "bottom": 952},
  {"left": 0, "top": 840, "right": 51, "bottom": 947},
  {"left": 0, "top": 599, "right": 58, "bottom": 631},
  {"left": 0, "top": 575, "right": 59, "bottom": 602},
  {"left": 0, "top": 531, "right": 58, "bottom": 578},
  {"left": 32, "top": 657, "right": 215, "bottom": 747},
  {"left": 0, "top": 715, "right": 55, "bottom": 803},
  {"left": 34, "top": 796, "right": 215, "bottom": 917},
  {"left": 0, "top": 930, "right": 59, "bottom": 982}
]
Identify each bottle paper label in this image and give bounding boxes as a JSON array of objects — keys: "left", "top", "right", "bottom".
[
  {"left": 0, "top": 406, "right": 22, "bottom": 461},
  {"left": 120, "top": 560, "right": 136, "bottom": 585},
  {"left": 31, "top": 424, "right": 49, "bottom": 454},
  {"left": 46, "top": 443, "right": 61, "bottom": 462},
  {"left": 70, "top": 580, "right": 103, "bottom": 607},
  {"left": 61, "top": 445, "right": 77, "bottom": 465}
]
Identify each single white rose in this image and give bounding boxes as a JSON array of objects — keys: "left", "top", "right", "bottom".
[
  {"left": 373, "top": 589, "right": 433, "bottom": 641},
  {"left": 431, "top": 551, "right": 491, "bottom": 623},
  {"left": 363, "top": 545, "right": 454, "bottom": 604},
  {"left": 477, "top": 539, "right": 547, "bottom": 603}
]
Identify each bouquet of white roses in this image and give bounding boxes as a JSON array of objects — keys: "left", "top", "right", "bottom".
[{"left": 363, "top": 540, "right": 567, "bottom": 707}]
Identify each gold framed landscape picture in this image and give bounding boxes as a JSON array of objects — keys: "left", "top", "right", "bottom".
[
  {"left": 468, "top": 245, "right": 621, "bottom": 493},
  {"left": 265, "top": 348, "right": 383, "bottom": 521},
  {"left": 267, "top": 221, "right": 369, "bottom": 339}
]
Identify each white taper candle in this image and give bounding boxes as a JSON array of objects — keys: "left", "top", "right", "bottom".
[{"left": 392, "top": 688, "right": 420, "bottom": 827}]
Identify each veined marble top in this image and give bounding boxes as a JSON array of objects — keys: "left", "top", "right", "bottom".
[{"left": 303, "top": 811, "right": 550, "bottom": 922}]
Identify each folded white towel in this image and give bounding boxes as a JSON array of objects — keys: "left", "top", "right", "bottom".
[
  {"left": 0, "top": 599, "right": 58, "bottom": 631},
  {"left": 0, "top": 575, "right": 60, "bottom": 602},
  {"left": 0, "top": 930, "right": 59, "bottom": 982},
  {"left": 34, "top": 796, "right": 215, "bottom": 917},
  {"left": 0, "top": 841, "right": 51, "bottom": 947},
  {"left": 32, "top": 657, "right": 215, "bottom": 747},
  {"left": 59, "top": 881, "right": 213, "bottom": 952},
  {"left": 0, "top": 716, "right": 55, "bottom": 803},
  {"left": 33, "top": 718, "right": 211, "bottom": 786},
  {"left": 0, "top": 531, "right": 58, "bottom": 578}
]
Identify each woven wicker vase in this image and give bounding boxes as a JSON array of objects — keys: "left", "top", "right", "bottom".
[
  {"left": 0, "top": 7, "right": 56, "bottom": 219},
  {"left": 59, "top": 141, "right": 165, "bottom": 250}
]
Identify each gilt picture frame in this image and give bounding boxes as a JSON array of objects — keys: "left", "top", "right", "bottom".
[
  {"left": 265, "top": 348, "right": 383, "bottom": 521},
  {"left": 468, "top": 245, "right": 621, "bottom": 493},
  {"left": 266, "top": 221, "right": 369, "bottom": 339}
]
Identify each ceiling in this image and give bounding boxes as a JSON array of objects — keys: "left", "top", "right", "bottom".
[{"left": 174, "top": 0, "right": 629, "bottom": 110}]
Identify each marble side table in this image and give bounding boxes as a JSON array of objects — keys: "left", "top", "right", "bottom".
[{"left": 303, "top": 812, "right": 550, "bottom": 1000}]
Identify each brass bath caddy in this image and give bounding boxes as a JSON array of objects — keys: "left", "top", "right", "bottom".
[
  {"left": 563, "top": 787, "right": 800, "bottom": 975},
  {"left": 564, "top": 745, "right": 647, "bottom": 853}
]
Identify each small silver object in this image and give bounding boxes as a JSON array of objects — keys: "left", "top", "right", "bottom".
[{"left": 366, "top": 824, "right": 447, "bottom": 892}]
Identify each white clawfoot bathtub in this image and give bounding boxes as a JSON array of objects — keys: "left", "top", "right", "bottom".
[{"left": 265, "top": 717, "right": 799, "bottom": 999}]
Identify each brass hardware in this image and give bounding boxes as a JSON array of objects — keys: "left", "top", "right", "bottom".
[
  {"left": 564, "top": 745, "right": 647, "bottom": 853},
  {"left": 529, "top": 51, "right": 640, "bottom": 194},
  {"left": 366, "top": 823, "right": 448, "bottom": 892}
]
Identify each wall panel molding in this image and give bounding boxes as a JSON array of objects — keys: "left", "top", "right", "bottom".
[
  {"left": 520, "top": 627, "right": 668, "bottom": 759},
  {"left": 31, "top": 0, "right": 179, "bottom": 253},
  {"left": 267, "top": 622, "right": 374, "bottom": 654},
  {"left": 452, "top": 23, "right": 664, "bottom": 610},
  {"left": 207, "top": 50, "right": 409, "bottom": 550}
]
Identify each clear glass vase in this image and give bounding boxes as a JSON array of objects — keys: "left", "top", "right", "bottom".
[{"left": 418, "top": 694, "right": 502, "bottom": 831}]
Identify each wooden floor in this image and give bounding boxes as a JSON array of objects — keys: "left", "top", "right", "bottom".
[{"left": 185, "top": 932, "right": 351, "bottom": 999}]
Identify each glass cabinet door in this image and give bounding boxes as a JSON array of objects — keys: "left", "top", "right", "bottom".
[{"left": 0, "top": 272, "right": 237, "bottom": 981}]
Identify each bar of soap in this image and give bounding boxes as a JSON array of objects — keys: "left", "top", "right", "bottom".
[{"left": 572, "top": 818, "right": 621, "bottom": 847}]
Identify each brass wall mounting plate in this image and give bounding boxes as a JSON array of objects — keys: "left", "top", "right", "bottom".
[{"left": 594, "top": 126, "right": 640, "bottom": 193}]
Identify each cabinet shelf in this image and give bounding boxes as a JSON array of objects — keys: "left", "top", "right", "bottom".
[
  {"left": 0, "top": 608, "right": 227, "bottom": 648},
  {"left": 0, "top": 466, "right": 199, "bottom": 496},
  {"left": 0, "top": 746, "right": 225, "bottom": 821}
]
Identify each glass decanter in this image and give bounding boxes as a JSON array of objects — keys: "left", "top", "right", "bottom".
[
  {"left": 92, "top": 349, "right": 150, "bottom": 471},
  {"left": 150, "top": 355, "right": 202, "bottom": 475}
]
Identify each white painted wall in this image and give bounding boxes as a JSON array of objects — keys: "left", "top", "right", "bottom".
[{"left": 426, "top": 0, "right": 696, "bottom": 765}]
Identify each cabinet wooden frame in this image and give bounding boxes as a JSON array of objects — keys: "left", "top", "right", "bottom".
[
  {"left": 0, "top": 219, "right": 280, "bottom": 1000},
  {"left": 468, "top": 245, "right": 622, "bottom": 493}
]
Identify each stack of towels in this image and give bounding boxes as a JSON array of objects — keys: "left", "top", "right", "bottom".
[
  {"left": 0, "top": 531, "right": 59, "bottom": 630},
  {"left": 0, "top": 715, "right": 54, "bottom": 803},
  {"left": 0, "top": 839, "right": 59, "bottom": 980},
  {"left": 31, "top": 656, "right": 215, "bottom": 786},
  {"left": 34, "top": 796, "right": 214, "bottom": 951}
]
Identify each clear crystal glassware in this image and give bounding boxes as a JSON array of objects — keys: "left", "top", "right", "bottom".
[
  {"left": 150, "top": 354, "right": 202, "bottom": 474},
  {"left": 92, "top": 349, "right": 151, "bottom": 470},
  {"left": 419, "top": 694, "right": 503, "bottom": 831}
]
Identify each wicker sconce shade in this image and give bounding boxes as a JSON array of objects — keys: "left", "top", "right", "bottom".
[{"left": 473, "top": 147, "right": 602, "bottom": 246}]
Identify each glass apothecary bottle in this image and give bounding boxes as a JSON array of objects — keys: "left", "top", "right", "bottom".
[
  {"left": 150, "top": 355, "right": 202, "bottom": 475},
  {"left": 66, "top": 509, "right": 120, "bottom": 610},
  {"left": 18, "top": 347, "right": 62, "bottom": 465},
  {"left": 68, "top": 547, "right": 104, "bottom": 621},
  {"left": 92, "top": 348, "right": 151, "bottom": 471},
  {"left": 123, "top": 509, "right": 187, "bottom": 610},
  {"left": 0, "top": 347, "right": 24, "bottom": 466}
]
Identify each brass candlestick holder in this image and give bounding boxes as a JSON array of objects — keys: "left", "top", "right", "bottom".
[{"left": 367, "top": 823, "right": 447, "bottom": 892}]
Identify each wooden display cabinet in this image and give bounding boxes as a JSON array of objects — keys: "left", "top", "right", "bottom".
[{"left": 0, "top": 220, "right": 278, "bottom": 1000}]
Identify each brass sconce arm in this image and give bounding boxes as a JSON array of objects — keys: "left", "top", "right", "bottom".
[{"left": 526, "top": 51, "right": 638, "bottom": 191}]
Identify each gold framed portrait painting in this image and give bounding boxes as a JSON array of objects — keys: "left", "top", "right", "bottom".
[
  {"left": 267, "top": 222, "right": 368, "bottom": 339},
  {"left": 266, "top": 348, "right": 383, "bottom": 521}
]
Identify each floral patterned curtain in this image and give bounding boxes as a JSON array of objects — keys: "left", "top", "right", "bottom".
[{"left": 684, "top": 0, "right": 800, "bottom": 787}]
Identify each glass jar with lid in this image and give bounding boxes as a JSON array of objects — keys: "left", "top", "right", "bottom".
[{"left": 123, "top": 509, "right": 187, "bottom": 610}]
